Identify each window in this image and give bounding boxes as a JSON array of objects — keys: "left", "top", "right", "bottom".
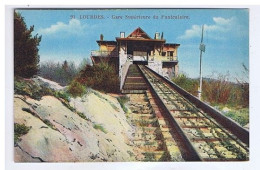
[
  {"left": 167, "top": 51, "right": 174, "bottom": 57},
  {"left": 162, "top": 52, "right": 166, "bottom": 56}
]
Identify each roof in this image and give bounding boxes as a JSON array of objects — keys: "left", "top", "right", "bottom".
[
  {"left": 116, "top": 37, "right": 165, "bottom": 42},
  {"left": 126, "top": 27, "right": 152, "bottom": 39},
  {"left": 96, "top": 40, "right": 117, "bottom": 45},
  {"left": 116, "top": 27, "right": 165, "bottom": 42}
]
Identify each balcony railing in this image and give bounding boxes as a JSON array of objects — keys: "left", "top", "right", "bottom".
[
  {"left": 166, "top": 56, "right": 178, "bottom": 62},
  {"left": 148, "top": 55, "right": 178, "bottom": 62},
  {"left": 91, "top": 50, "right": 118, "bottom": 57}
]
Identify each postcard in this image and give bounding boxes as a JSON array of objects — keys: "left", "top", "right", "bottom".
[{"left": 12, "top": 8, "right": 249, "bottom": 163}]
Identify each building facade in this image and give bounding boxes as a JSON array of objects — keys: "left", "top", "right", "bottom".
[{"left": 91, "top": 27, "right": 180, "bottom": 89}]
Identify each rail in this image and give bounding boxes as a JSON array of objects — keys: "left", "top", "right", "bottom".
[{"left": 136, "top": 64, "right": 249, "bottom": 161}]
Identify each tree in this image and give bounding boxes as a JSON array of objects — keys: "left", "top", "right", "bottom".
[{"left": 14, "top": 12, "right": 42, "bottom": 78}]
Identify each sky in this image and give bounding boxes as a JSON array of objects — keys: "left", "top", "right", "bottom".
[{"left": 16, "top": 8, "right": 249, "bottom": 82}]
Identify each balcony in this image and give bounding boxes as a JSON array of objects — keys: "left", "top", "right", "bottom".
[
  {"left": 149, "top": 55, "right": 178, "bottom": 62},
  {"left": 91, "top": 50, "right": 118, "bottom": 57},
  {"left": 164, "top": 56, "right": 178, "bottom": 62}
]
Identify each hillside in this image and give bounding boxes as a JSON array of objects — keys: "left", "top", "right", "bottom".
[{"left": 14, "top": 76, "right": 135, "bottom": 162}]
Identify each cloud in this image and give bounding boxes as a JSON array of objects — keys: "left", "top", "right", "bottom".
[
  {"left": 178, "top": 17, "right": 241, "bottom": 40},
  {"left": 38, "top": 19, "right": 87, "bottom": 35}
]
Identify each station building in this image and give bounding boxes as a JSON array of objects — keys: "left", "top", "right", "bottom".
[{"left": 91, "top": 27, "right": 180, "bottom": 89}]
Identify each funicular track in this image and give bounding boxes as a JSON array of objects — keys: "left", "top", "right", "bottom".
[{"left": 123, "top": 64, "right": 249, "bottom": 161}]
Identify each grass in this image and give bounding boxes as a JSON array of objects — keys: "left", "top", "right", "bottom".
[
  {"left": 76, "top": 112, "right": 90, "bottom": 121},
  {"left": 224, "top": 108, "right": 249, "bottom": 127},
  {"left": 127, "top": 150, "right": 134, "bottom": 157},
  {"left": 93, "top": 124, "right": 107, "bottom": 134},
  {"left": 117, "top": 96, "right": 130, "bottom": 113},
  {"left": 143, "top": 152, "right": 155, "bottom": 161},
  {"left": 43, "top": 119, "right": 56, "bottom": 130},
  {"left": 14, "top": 123, "right": 31, "bottom": 145},
  {"left": 54, "top": 91, "right": 70, "bottom": 102}
]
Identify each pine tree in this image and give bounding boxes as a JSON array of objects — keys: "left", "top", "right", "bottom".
[{"left": 14, "top": 11, "right": 42, "bottom": 78}]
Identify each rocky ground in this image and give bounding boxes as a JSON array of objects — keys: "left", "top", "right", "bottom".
[{"left": 14, "top": 76, "right": 135, "bottom": 162}]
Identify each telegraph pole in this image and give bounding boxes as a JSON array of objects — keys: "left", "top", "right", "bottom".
[{"left": 198, "top": 25, "right": 205, "bottom": 100}]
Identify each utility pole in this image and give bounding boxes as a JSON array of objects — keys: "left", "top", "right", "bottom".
[{"left": 198, "top": 25, "right": 205, "bottom": 100}]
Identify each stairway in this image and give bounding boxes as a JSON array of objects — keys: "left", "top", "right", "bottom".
[
  {"left": 127, "top": 94, "right": 170, "bottom": 161},
  {"left": 122, "top": 64, "right": 148, "bottom": 94}
]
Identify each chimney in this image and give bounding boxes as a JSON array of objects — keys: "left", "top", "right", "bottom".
[
  {"left": 161, "top": 32, "right": 164, "bottom": 39},
  {"left": 120, "top": 32, "right": 125, "bottom": 38},
  {"left": 155, "top": 32, "right": 160, "bottom": 39},
  {"left": 100, "top": 34, "right": 104, "bottom": 41}
]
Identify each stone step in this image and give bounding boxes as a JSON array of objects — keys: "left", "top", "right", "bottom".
[
  {"left": 133, "top": 140, "right": 163, "bottom": 149},
  {"left": 132, "top": 118, "right": 158, "bottom": 127},
  {"left": 121, "top": 89, "right": 146, "bottom": 94},
  {"left": 161, "top": 131, "right": 174, "bottom": 139},
  {"left": 130, "top": 113, "right": 155, "bottom": 119},
  {"left": 132, "top": 132, "right": 159, "bottom": 140},
  {"left": 157, "top": 118, "right": 171, "bottom": 127},
  {"left": 125, "top": 78, "right": 146, "bottom": 83}
]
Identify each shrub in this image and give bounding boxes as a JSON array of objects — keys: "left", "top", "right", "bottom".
[
  {"left": 14, "top": 123, "right": 30, "bottom": 145},
  {"left": 202, "top": 75, "right": 233, "bottom": 105},
  {"left": 77, "top": 61, "right": 119, "bottom": 93},
  {"left": 68, "top": 80, "right": 86, "bottom": 97},
  {"left": 14, "top": 77, "right": 53, "bottom": 100},
  {"left": 172, "top": 74, "right": 198, "bottom": 96}
]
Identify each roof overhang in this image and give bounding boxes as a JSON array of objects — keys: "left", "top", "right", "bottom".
[
  {"left": 162, "top": 61, "right": 178, "bottom": 67},
  {"left": 164, "top": 43, "right": 180, "bottom": 47},
  {"left": 116, "top": 37, "right": 165, "bottom": 43},
  {"left": 96, "top": 40, "right": 117, "bottom": 45}
]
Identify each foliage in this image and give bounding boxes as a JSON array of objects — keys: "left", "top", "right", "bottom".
[
  {"left": 202, "top": 74, "right": 233, "bottom": 105},
  {"left": 54, "top": 91, "right": 70, "bottom": 102},
  {"left": 172, "top": 71, "right": 249, "bottom": 126},
  {"left": 93, "top": 124, "right": 107, "bottom": 133},
  {"left": 14, "top": 76, "right": 72, "bottom": 102},
  {"left": 77, "top": 112, "right": 89, "bottom": 121},
  {"left": 117, "top": 96, "right": 130, "bottom": 113},
  {"left": 39, "top": 60, "right": 79, "bottom": 86},
  {"left": 14, "top": 77, "right": 53, "bottom": 100},
  {"left": 78, "top": 58, "right": 93, "bottom": 71},
  {"left": 68, "top": 80, "right": 86, "bottom": 97},
  {"left": 235, "top": 63, "right": 249, "bottom": 108},
  {"left": 43, "top": 119, "right": 56, "bottom": 130},
  {"left": 77, "top": 61, "right": 119, "bottom": 93},
  {"left": 172, "top": 74, "right": 198, "bottom": 96},
  {"left": 225, "top": 108, "right": 249, "bottom": 126},
  {"left": 14, "top": 12, "right": 41, "bottom": 78},
  {"left": 173, "top": 72, "right": 249, "bottom": 108},
  {"left": 143, "top": 152, "right": 155, "bottom": 161},
  {"left": 14, "top": 123, "right": 30, "bottom": 145}
]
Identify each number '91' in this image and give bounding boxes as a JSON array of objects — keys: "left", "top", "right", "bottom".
[{"left": 70, "top": 15, "right": 76, "bottom": 19}]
